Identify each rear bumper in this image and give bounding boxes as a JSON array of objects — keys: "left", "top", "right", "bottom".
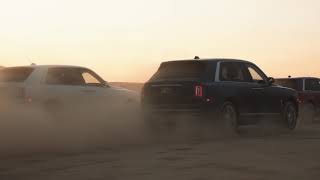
[{"left": 142, "top": 103, "right": 219, "bottom": 118}]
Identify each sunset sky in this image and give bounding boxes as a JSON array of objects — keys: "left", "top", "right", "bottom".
[{"left": 0, "top": 0, "right": 319, "bottom": 82}]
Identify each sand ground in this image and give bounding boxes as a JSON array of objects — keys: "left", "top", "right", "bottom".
[{"left": 1, "top": 124, "right": 320, "bottom": 180}]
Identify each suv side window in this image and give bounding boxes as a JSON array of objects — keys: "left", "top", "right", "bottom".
[
  {"left": 80, "top": 69, "right": 104, "bottom": 87},
  {"left": 0, "top": 67, "right": 34, "bottom": 82},
  {"left": 219, "top": 62, "right": 246, "bottom": 82},
  {"left": 46, "top": 68, "right": 85, "bottom": 86},
  {"left": 245, "top": 64, "right": 266, "bottom": 83},
  {"left": 305, "top": 79, "right": 320, "bottom": 91}
]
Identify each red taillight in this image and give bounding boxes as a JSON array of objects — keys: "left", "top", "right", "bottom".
[
  {"left": 195, "top": 85, "right": 203, "bottom": 97},
  {"left": 297, "top": 95, "right": 304, "bottom": 104},
  {"left": 26, "top": 97, "right": 33, "bottom": 103},
  {"left": 17, "top": 87, "right": 32, "bottom": 103}
]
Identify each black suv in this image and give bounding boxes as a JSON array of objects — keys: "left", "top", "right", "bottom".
[{"left": 142, "top": 59, "right": 299, "bottom": 130}]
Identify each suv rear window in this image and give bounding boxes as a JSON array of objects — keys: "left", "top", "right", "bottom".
[
  {"left": 305, "top": 79, "right": 320, "bottom": 91},
  {"left": 275, "top": 79, "right": 302, "bottom": 91},
  {"left": 150, "top": 61, "right": 206, "bottom": 81},
  {"left": 0, "top": 67, "right": 34, "bottom": 82}
]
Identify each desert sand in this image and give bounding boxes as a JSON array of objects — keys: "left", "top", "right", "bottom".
[{"left": 1, "top": 126, "right": 320, "bottom": 180}]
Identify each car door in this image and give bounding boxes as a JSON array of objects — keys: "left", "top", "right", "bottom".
[
  {"left": 243, "top": 63, "right": 282, "bottom": 114},
  {"left": 78, "top": 68, "right": 113, "bottom": 106},
  {"left": 217, "top": 61, "right": 258, "bottom": 114},
  {"left": 43, "top": 67, "right": 88, "bottom": 108}
]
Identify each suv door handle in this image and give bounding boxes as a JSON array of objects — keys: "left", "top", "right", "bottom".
[
  {"left": 82, "top": 90, "right": 96, "bottom": 93},
  {"left": 251, "top": 87, "right": 264, "bottom": 90}
]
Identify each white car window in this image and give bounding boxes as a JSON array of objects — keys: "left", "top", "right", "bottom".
[
  {"left": 80, "top": 69, "right": 105, "bottom": 87},
  {"left": 0, "top": 67, "right": 34, "bottom": 82},
  {"left": 46, "top": 68, "right": 84, "bottom": 86},
  {"left": 82, "top": 72, "right": 100, "bottom": 85}
]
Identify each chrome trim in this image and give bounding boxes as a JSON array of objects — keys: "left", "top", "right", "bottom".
[
  {"left": 241, "top": 113, "right": 280, "bottom": 116},
  {"left": 214, "top": 61, "right": 221, "bottom": 82},
  {"left": 251, "top": 87, "right": 264, "bottom": 90},
  {"left": 214, "top": 60, "right": 269, "bottom": 85},
  {"left": 151, "top": 84, "right": 183, "bottom": 87},
  {"left": 303, "top": 90, "right": 320, "bottom": 93}
]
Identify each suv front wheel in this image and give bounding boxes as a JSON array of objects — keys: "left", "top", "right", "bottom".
[{"left": 283, "top": 101, "right": 298, "bottom": 130}]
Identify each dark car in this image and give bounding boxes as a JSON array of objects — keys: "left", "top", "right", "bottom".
[
  {"left": 275, "top": 77, "right": 320, "bottom": 123},
  {"left": 142, "top": 58, "right": 299, "bottom": 131}
]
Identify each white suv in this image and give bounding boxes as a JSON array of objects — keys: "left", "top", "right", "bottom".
[{"left": 0, "top": 65, "right": 138, "bottom": 112}]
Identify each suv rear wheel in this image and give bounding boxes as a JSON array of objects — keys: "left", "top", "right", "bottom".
[{"left": 220, "top": 102, "right": 239, "bottom": 132}]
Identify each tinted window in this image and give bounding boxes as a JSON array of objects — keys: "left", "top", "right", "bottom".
[
  {"left": 219, "top": 62, "right": 246, "bottom": 82},
  {"left": 0, "top": 67, "right": 34, "bottom": 82},
  {"left": 275, "top": 79, "right": 300, "bottom": 90},
  {"left": 46, "top": 68, "right": 84, "bottom": 85},
  {"left": 150, "top": 61, "right": 206, "bottom": 81},
  {"left": 305, "top": 79, "right": 320, "bottom": 91}
]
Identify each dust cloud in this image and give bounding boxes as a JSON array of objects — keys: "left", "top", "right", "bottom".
[
  {"left": 0, "top": 97, "right": 145, "bottom": 156},
  {"left": 0, "top": 92, "right": 314, "bottom": 157}
]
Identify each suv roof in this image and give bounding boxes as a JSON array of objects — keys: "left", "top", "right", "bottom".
[
  {"left": 3, "top": 65, "right": 89, "bottom": 70},
  {"left": 162, "top": 58, "right": 252, "bottom": 64},
  {"left": 277, "top": 77, "right": 319, "bottom": 80}
]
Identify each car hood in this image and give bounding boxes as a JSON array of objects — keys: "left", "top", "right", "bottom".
[
  {"left": 272, "top": 84, "right": 298, "bottom": 97},
  {"left": 273, "top": 84, "right": 296, "bottom": 92}
]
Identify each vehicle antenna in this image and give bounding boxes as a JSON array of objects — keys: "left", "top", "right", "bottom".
[{"left": 27, "top": 57, "right": 36, "bottom": 66}]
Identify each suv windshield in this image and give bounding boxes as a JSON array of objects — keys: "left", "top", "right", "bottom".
[
  {"left": 150, "top": 61, "right": 206, "bottom": 81},
  {"left": 0, "top": 67, "right": 34, "bottom": 82}
]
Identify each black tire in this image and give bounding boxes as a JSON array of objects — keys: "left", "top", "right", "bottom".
[
  {"left": 300, "top": 103, "right": 316, "bottom": 125},
  {"left": 220, "top": 102, "right": 239, "bottom": 133},
  {"left": 282, "top": 101, "right": 298, "bottom": 130}
]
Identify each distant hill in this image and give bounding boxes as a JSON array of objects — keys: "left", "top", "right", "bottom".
[
  {"left": 0, "top": 66, "right": 4, "bottom": 69},
  {"left": 109, "top": 82, "right": 144, "bottom": 93}
]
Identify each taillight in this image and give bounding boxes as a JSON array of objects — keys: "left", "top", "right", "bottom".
[
  {"left": 17, "top": 87, "right": 32, "bottom": 103},
  {"left": 297, "top": 95, "right": 304, "bottom": 104},
  {"left": 195, "top": 85, "right": 203, "bottom": 97}
]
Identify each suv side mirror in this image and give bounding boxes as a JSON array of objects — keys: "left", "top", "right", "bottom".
[{"left": 267, "top": 77, "right": 275, "bottom": 85}]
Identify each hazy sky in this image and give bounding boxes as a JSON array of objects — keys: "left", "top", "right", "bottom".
[{"left": 0, "top": 0, "right": 319, "bottom": 82}]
